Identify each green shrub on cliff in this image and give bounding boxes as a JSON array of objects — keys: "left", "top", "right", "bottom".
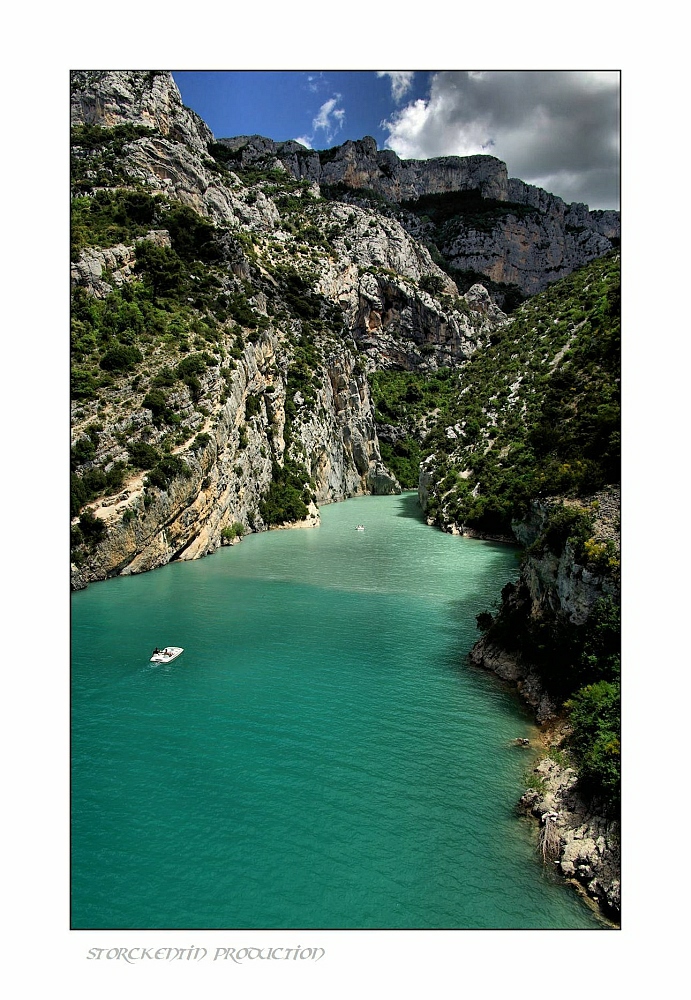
[
  {"left": 127, "top": 440, "right": 161, "bottom": 469},
  {"left": 163, "top": 205, "right": 220, "bottom": 263},
  {"left": 370, "top": 368, "right": 459, "bottom": 428},
  {"left": 71, "top": 122, "right": 157, "bottom": 152},
  {"left": 418, "top": 252, "right": 620, "bottom": 532},
  {"left": 144, "top": 455, "right": 191, "bottom": 490},
  {"left": 143, "top": 390, "right": 178, "bottom": 428},
  {"left": 70, "top": 462, "right": 128, "bottom": 518},
  {"left": 221, "top": 522, "right": 245, "bottom": 541},
  {"left": 70, "top": 190, "right": 160, "bottom": 258},
  {"left": 565, "top": 681, "right": 620, "bottom": 804},
  {"left": 245, "top": 394, "right": 262, "bottom": 420},
  {"left": 134, "top": 241, "right": 183, "bottom": 304},
  {"left": 259, "top": 460, "right": 311, "bottom": 526},
  {"left": 378, "top": 437, "right": 423, "bottom": 489},
  {"left": 99, "top": 343, "right": 143, "bottom": 372},
  {"left": 528, "top": 505, "right": 594, "bottom": 558},
  {"left": 77, "top": 509, "right": 107, "bottom": 545},
  {"left": 71, "top": 368, "right": 99, "bottom": 400}
]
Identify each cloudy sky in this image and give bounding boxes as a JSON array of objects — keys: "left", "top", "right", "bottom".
[{"left": 173, "top": 70, "right": 620, "bottom": 210}]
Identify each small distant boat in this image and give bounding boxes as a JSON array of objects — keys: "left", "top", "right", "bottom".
[
  {"left": 150, "top": 646, "right": 184, "bottom": 663},
  {"left": 356, "top": 524, "right": 365, "bottom": 531}
]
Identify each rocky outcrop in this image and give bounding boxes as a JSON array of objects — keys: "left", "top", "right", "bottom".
[
  {"left": 437, "top": 210, "right": 616, "bottom": 296},
  {"left": 520, "top": 736, "right": 620, "bottom": 923},
  {"left": 468, "top": 489, "right": 620, "bottom": 920},
  {"left": 71, "top": 323, "right": 399, "bottom": 589},
  {"left": 217, "top": 134, "right": 510, "bottom": 202},
  {"left": 470, "top": 489, "right": 620, "bottom": 705},
  {"left": 71, "top": 71, "right": 277, "bottom": 230},
  {"left": 470, "top": 635, "right": 559, "bottom": 722},
  {"left": 310, "top": 202, "right": 507, "bottom": 371},
  {"left": 511, "top": 492, "right": 620, "bottom": 626},
  {"left": 320, "top": 138, "right": 511, "bottom": 203},
  {"left": 70, "top": 230, "right": 170, "bottom": 297},
  {"left": 218, "top": 132, "right": 619, "bottom": 296},
  {"left": 71, "top": 70, "right": 213, "bottom": 152}
]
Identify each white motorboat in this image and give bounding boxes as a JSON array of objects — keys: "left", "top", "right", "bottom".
[
  {"left": 150, "top": 646, "right": 184, "bottom": 663},
  {"left": 356, "top": 524, "right": 365, "bottom": 531}
]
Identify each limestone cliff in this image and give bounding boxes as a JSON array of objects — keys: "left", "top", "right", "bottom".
[
  {"left": 434, "top": 209, "right": 616, "bottom": 296},
  {"left": 468, "top": 489, "right": 621, "bottom": 921},
  {"left": 72, "top": 71, "right": 509, "bottom": 589},
  {"left": 71, "top": 70, "right": 278, "bottom": 229},
  {"left": 71, "top": 322, "right": 395, "bottom": 589},
  {"left": 470, "top": 489, "right": 621, "bottom": 720},
  {"left": 216, "top": 133, "right": 620, "bottom": 296},
  {"left": 215, "top": 133, "right": 510, "bottom": 201}
]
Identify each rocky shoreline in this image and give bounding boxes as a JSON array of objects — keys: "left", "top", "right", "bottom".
[{"left": 470, "top": 637, "right": 620, "bottom": 925}]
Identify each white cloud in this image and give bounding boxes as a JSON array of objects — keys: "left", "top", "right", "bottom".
[
  {"left": 294, "top": 135, "right": 313, "bottom": 149},
  {"left": 376, "top": 71, "right": 415, "bottom": 103},
  {"left": 381, "top": 71, "right": 620, "bottom": 209},
  {"left": 311, "top": 95, "right": 346, "bottom": 144}
]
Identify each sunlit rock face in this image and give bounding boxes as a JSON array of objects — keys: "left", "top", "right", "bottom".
[{"left": 69, "top": 71, "right": 616, "bottom": 589}]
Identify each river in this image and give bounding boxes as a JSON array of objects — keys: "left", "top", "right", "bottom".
[{"left": 71, "top": 492, "right": 602, "bottom": 928}]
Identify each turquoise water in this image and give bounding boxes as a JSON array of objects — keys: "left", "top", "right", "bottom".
[{"left": 71, "top": 493, "right": 602, "bottom": 929}]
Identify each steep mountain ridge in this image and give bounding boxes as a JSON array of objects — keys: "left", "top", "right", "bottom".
[
  {"left": 218, "top": 133, "right": 511, "bottom": 201},
  {"left": 71, "top": 71, "right": 507, "bottom": 588},
  {"left": 70, "top": 69, "right": 621, "bottom": 920},
  {"left": 216, "top": 132, "right": 619, "bottom": 296}
]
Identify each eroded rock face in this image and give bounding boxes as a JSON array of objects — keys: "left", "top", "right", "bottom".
[
  {"left": 216, "top": 134, "right": 510, "bottom": 202},
  {"left": 470, "top": 637, "right": 559, "bottom": 722},
  {"left": 468, "top": 489, "right": 620, "bottom": 718},
  {"left": 520, "top": 753, "right": 620, "bottom": 922},
  {"left": 439, "top": 211, "right": 616, "bottom": 296},
  {"left": 314, "top": 203, "right": 507, "bottom": 371},
  {"left": 71, "top": 71, "right": 278, "bottom": 231},
  {"left": 319, "top": 138, "right": 511, "bottom": 203},
  {"left": 71, "top": 325, "right": 400, "bottom": 590},
  {"left": 71, "top": 70, "right": 212, "bottom": 153},
  {"left": 511, "top": 492, "right": 620, "bottom": 625},
  {"left": 217, "top": 132, "right": 619, "bottom": 296},
  {"left": 70, "top": 230, "right": 170, "bottom": 297}
]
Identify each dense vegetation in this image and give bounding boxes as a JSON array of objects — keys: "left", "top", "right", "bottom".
[
  {"left": 71, "top": 189, "right": 221, "bottom": 261},
  {"left": 565, "top": 680, "right": 620, "bottom": 802},
  {"left": 370, "top": 369, "right": 460, "bottom": 487},
  {"left": 372, "top": 251, "right": 620, "bottom": 532},
  {"left": 258, "top": 459, "right": 313, "bottom": 526},
  {"left": 479, "top": 574, "right": 620, "bottom": 806}
]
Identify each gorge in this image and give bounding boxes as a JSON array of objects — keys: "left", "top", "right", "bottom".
[{"left": 70, "top": 70, "right": 621, "bottom": 924}]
